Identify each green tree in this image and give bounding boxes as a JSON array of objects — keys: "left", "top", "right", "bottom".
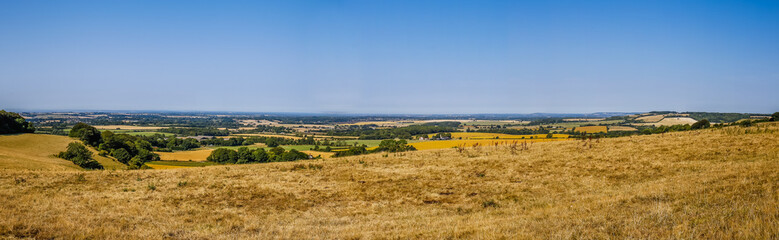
[
  {"left": 57, "top": 142, "right": 103, "bottom": 169},
  {"left": 127, "top": 149, "right": 160, "bottom": 169},
  {"left": 691, "top": 119, "right": 711, "bottom": 129},
  {"left": 111, "top": 148, "right": 132, "bottom": 164},
  {"left": 376, "top": 139, "right": 415, "bottom": 153},
  {"left": 207, "top": 148, "right": 238, "bottom": 163},
  {"left": 772, "top": 112, "right": 779, "bottom": 121},
  {"left": 236, "top": 147, "right": 253, "bottom": 164},
  {"left": 266, "top": 138, "right": 280, "bottom": 147},
  {"left": 0, "top": 110, "right": 35, "bottom": 134},
  {"left": 252, "top": 148, "right": 269, "bottom": 163},
  {"left": 280, "top": 149, "right": 308, "bottom": 161},
  {"left": 269, "top": 147, "right": 285, "bottom": 156},
  {"left": 69, "top": 123, "right": 103, "bottom": 146}
]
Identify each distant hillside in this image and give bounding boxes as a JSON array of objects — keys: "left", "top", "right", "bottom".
[{"left": 0, "top": 134, "right": 125, "bottom": 170}]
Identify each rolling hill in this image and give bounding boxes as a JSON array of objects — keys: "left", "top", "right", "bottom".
[
  {"left": 0, "top": 134, "right": 125, "bottom": 170},
  {"left": 0, "top": 123, "right": 777, "bottom": 238}
]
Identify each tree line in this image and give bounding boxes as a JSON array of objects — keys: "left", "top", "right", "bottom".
[
  {"left": 326, "top": 122, "right": 461, "bottom": 140},
  {"left": 65, "top": 123, "right": 160, "bottom": 169},
  {"left": 0, "top": 110, "right": 35, "bottom": 134},
  {"left": 332, "top": 139, "right": 416, "bottom": 157},
  {"left": 207, "top": 147, "right": 309, "bottom": 164}
]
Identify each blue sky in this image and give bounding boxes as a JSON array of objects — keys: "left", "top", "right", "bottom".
[{"left": 0, "top": 0, "right": 777, "bottom": 114}]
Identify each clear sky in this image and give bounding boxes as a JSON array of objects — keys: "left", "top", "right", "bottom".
[{"left": 0, "top": 0, "right": 777, "bottom": 114}]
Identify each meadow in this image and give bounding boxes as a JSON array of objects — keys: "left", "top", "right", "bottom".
[
  {"left": 0, "top": 134, "right": 124, "bottom": 170},
  {"left": 1, "top": 123, "right": 776, "bottom": 238}
]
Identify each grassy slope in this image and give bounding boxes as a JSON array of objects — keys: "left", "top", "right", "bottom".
[
  {"left": 0, "top": 134, "right": 125, "bottom": 170},
  {"left": 0, "top": 134, "right": 81, "bottom": 170},
  {"left": 1, "top": 123, "right": 778, "bottom": 239}
]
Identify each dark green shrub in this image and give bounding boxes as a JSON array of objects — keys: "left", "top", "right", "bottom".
[
  {"left": 57, "top": 142, "right": 103, "bottom": 170},
  {"left": 691, "top": 119, "right": 711, "bottom": 129},
  {"left": 0, "top": 110, "right": 35, "bottom": 134}
]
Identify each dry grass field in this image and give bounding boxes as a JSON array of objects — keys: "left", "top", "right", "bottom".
[
  {"left": 574, "top": 126, "right": 608, "bottom": 133},
  {"left": 1, "top": 123, "right": 777, "bottom": 239},
  {"left": 0, "top": 134, "right": 125, "bottom": 170},
  {"left": 636, "top": 115, "right": 665, "bottom": 122},
  {"left": 156, "top": 149, "right": 214, "bottom": 162},
  {"left": 410, "top": 138, "right": 571, "bottom": 150},
  {"left": 430, "top": 132, "right": 567, "bottom": 140},
  {"left": 301, "top": 150, "right": 335, "bottom": 159},
  {"left": 634, "top": 117, "right": 699, "bottom": 127}
]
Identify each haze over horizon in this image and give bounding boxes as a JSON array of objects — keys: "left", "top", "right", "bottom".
[{"left": 1, "top": 1, "right": 777, "bottom": 114}]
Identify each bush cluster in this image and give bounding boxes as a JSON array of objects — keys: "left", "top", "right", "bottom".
[
  {"left": 207, "top": 147, "right": 309, "bottom": 164},
  {"left": 57, "top": 142, "right": 103, "bottom": 169}
]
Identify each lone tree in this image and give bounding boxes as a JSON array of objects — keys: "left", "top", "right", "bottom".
[
  {"left": 0, "top": 110, "right": 35, "bottom": 134},
  {"left": 69, "top": 123, "right": 103, "bottom": 146},
  {"left": 691, "top": 119, "right": 711, "bottom": 130}
]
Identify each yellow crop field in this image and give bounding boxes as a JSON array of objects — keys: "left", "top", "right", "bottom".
[
  {"left": 429, "top": 132, "right": 568, "bottom": 139},
  {"left": 156, "top": 149, "right": 213, "bottom": 161},
  {"left": 574, "top": 126, "right": 608, "bottom": 133},
  {"left": 410, "top": 138, "right": 570, "bottom": 150}
]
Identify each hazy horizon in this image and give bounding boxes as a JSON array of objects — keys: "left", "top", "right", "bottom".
[{"left": 1, "top": 1, "right": 777, "bottom": 113}]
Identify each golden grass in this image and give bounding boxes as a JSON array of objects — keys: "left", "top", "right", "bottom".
[
  {"left": 1, "top": 123, "right": 778, "bottom": 239},
  {"left": 410, "top": 138, "right": 570, "bottom": 150},
  {"left": 156, "top": 149, "right": 213, "bottom": 162},
  {"left": 574, "top": 126, "right": 608, "bottom": 133},
  {"left": 429, "top": 132, "right": 568, "bottom": 140},
  {"left": 301, "top": 150, "right": 335, "bottom": 159},
  {"left": 0, "top": 134, "right": 81, "bottom": 171},
  {"left": 0, "top": 134, "right": 124, "bottom": 170},
  {"left": 145, "top": 163, "right": 189, "bottom": 169}
]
